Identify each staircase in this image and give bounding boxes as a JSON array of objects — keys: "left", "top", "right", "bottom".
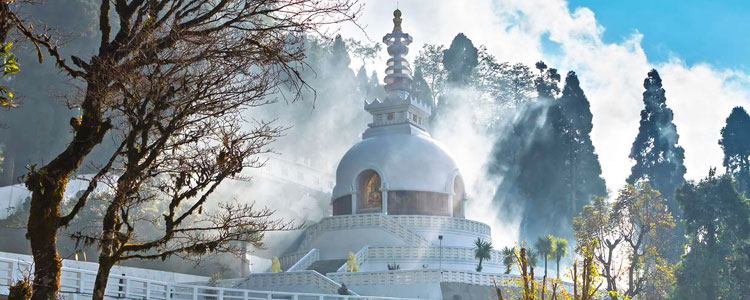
[{"left": 307, "top": 259, "right": 347, "bottom": 275}]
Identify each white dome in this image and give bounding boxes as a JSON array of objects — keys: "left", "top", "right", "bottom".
[{"left": 331, "top": 133, "right": 460, "bottom": 199}]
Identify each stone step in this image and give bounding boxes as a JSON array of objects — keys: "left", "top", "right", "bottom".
[{"left": 306, "top": 259, "right": 347, "bottom": 274}]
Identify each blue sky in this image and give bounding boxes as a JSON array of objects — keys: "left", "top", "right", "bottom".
[{"left": 568, "top": 0, "right": 750, "bottom": 71}]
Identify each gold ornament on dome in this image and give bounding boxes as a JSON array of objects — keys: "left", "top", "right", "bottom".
[{"left": 393, "top": 9, "right": 402, "bottom": 31}]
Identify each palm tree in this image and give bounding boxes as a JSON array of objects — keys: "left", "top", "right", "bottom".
[
  {"left": 501, "top": 246, "right": 515, "bottom": 274},
  {"left": 526, "top": 248, "right": 539, "bottom": 268},
  {"left": 552, "top": 238, "right": 568, "bottom": 279},
  {"left": 473, "top": 238, "right": 493, "bottom": 272},
  {"left": 534, "top": 235, "right": 556, "bottom": 299}
]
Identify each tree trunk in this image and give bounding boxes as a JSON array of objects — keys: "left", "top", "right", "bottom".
[
  {"left": 91, "top": 179, "right": 129, "bottom": 300},
  {"left": 24, "top": 80, "right": 111, "bottom": 299},
  {"left": 542, "top": 257, "right": 548, "bottom": 300},
  {"left": 91, "top": 259, "right": 114, "bottom": 300},
  {"left": 27, "top": 175, "right": 66, "bottom": 300}
]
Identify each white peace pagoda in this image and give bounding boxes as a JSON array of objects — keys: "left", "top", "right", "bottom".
[{"left": 229, "top": 9, "right": 512, "bottom": 300}]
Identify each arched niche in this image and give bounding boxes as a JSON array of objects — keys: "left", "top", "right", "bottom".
[{"left": 356, "top": 169, "right": 383, "bottom": 214}]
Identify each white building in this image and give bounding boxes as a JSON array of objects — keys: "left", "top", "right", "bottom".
[{"left": 229, "top": 10, "right": 518, "bottom": 300}]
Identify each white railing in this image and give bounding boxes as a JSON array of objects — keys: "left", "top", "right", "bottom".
[
  {"left": 329, "top": 269, "right": 572, "bottom": 290},
  {"left": 388, "top": 215, "right": 491, "bottom": 236},
  {"left": 0, "top": 256, "right": 420, "bottom": 300},
  {"left": 230, "top": 270, "right": 352, "bottom": 296},
  {"left": 279, "top": 251, "right": 309, "bottom": 270},
  {"left": 299, "top": 215, "right": 429, "bottom": 250},
  {"left": 366, "top": 246, "right": 505, "bottom": 265},
  {"left": 326, "top": 246, "right": 506, "bottom": 273},
  {"left": 287, "top": 249, "right": 319, "bottom": 272},
  {"left": 336, "top": 246, "right": 369, "bottom": 273}
]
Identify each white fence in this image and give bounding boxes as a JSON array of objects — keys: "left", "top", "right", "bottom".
[
  {"left": 366, "top": 246, "right": 505, "bottom": 265},
  {"left": 299, "top": 215, "right": 429, "bottom": 250},
  {"left": 328, "top": 245, "right": 505, "bottom": 273},
  {"left": 388, "top": 216, "right": 491, "bottom": 236},
  {"left": 279, "top": 251, "right": 309, "bottom": 271},
  {"left": 0, "top": 256, "right": 420, "bottom": 300},
  {"left": 329, "top": 269, "right": 571, "bottom": 290},
  {"left": 227, "top": 271, "right": 348, "bottom": 295}
]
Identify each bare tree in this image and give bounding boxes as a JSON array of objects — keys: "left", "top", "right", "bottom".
[{"left": 18, "top": 1, "right": 361, "bottom": 299}]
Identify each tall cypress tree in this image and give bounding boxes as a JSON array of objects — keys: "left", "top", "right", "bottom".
[
  {"left": 719, "top": 106, "right": 750, "bottom": 195},
  {"left": 490, "top": 68, "right": 605, "bottom": 241},
  {"left": 627, "top": 69, "right": 686, "bottom": 262},
  {"left": 442, "top": 33, "right": 478, "bottom": 86},
  {"left": 627, "top": 69, "right": 686, "bottom": 204},
  {"left": 559, "top": 71, "right": 607, "bottom": 216}
]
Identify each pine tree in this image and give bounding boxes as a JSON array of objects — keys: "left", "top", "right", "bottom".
[
  {"left": 442, "top": 33, "right": 478, "bottom": 86},
  {"left": 559, "top": 71, "right": 607, "bottom": 216},
  {"left": 534, "top": 61, "right": 561, "bottom": 99},
  {"left": 356, "top": 66, "right": 370, "bottom": 96},
  {"left": 369, "top": 71, "right": 384, "bottom": 99},
  {"left": 505, "top": 63, "right": 535, "bottom": 105},
  {"left": 627, "top": 69, "right": 686, "bottom": 203},
  {"left": 627, "top": 69, "right": 686, "bottom": 262},
  {"left": 411, "top": 66, "right": 433, "bottom": 107},
  {"left": 719, "top": 106, "right": 750, "bottom": 195},
  {"left": 329, "top": 34, "right": 351, "bottom": 70}
]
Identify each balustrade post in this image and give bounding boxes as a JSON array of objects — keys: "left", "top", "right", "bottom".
[
  {"left": 218, "top": 288, "right": 225, "bottom": 300},
  {"left": 77, "top": 271, "right": 84, "bottom": 295},
  {"left": 10, "top": 260, "right": 17, "bottom": 284},
  {"left": 146, "top": 281, "right": 151, "bottom": 299},
  {"left": 123, "top": 277, "right": 130, "bottom": 298},
  {"left": 193, "top": 286, "right": 199, "bottom": 300},
  {"left": 266, "top": 292, "right": 273, "bottom": 300}
]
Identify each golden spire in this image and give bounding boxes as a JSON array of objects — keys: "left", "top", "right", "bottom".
[{"left": 393, "top": 9, "right": 402, "bottom": 32}]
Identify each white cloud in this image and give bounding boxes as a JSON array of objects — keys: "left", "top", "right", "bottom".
[
  {"left": 335, "top": 0, "right": 750, "bottom": 193},
  {"left": 320, "top": 0, "right": 750, "bottom": 243}
]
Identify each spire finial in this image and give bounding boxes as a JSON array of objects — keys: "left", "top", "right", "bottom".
[
  {"left": 381, "top": 9, "right": 413, "bottom": 97},
  {"left": 362, "top": 8, "right": 431, "bottom": 136},
  {"left": 393, "top": 9, "right": 402, "bottom": 32}
]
